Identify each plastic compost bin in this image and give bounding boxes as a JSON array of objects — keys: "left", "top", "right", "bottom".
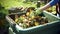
[{"left": 6, "top": 11, "right": 60, "bottom": 34}]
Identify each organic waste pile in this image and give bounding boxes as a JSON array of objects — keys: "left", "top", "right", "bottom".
[{"left": 15, "top": 7, "right": 49, "bottom": 29}]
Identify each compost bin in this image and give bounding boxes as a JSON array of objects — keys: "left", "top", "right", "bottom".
[{"left": 6, "top": 11, "right": 60, "bottom": 34}]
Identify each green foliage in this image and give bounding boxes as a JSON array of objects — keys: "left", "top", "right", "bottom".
[
  {"left": 0, "top": 0, "right": 56, "bottom": 14},
  {"left": 0, "top": 0, "right": 36, "bottom": 9}
]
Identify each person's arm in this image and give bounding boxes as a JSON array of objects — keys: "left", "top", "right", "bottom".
[{"left": 39, "top": 0, "right": 59, "bottom": 10}]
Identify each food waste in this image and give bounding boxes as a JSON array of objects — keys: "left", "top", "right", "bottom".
[{"left": 15, "top": 7, "right": 49, "bottom": 29}]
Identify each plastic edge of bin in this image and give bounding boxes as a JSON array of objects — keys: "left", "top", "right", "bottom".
[
  {"left": 15, "top": 20, "right": 60, "bottom": 32},
  {"left": 6, "top": 15, "right": 16, "bottom": 25},
  {"left": 43, "top": 10, "right": 60, "bottom": 19}
]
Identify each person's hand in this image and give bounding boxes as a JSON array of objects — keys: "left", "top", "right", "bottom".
[{"left": 34, "top": 8, "right": 43, "bottom": 15}]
